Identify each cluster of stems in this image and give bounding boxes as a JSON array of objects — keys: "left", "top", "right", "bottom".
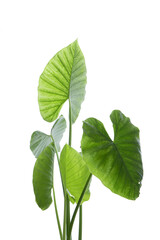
[{"left": 52, "top": 101, "right": 92, "bottom": 240}]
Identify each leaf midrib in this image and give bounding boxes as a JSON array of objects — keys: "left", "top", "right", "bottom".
[
  {"left": 112, "top": 142, "right": 135, "bottom": 185},
  {"left": 69, "top": 42, "right": 77, "bottom": 100}
]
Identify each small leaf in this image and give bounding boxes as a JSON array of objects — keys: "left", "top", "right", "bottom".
[
  {"left": 81, "top": 110, "right": 143, "bottom": 200},
  {"left": 51, "top": 115, "right": 67, "bottom": 151},
  {"left": 30, "top": 115, "right": 66, "bottom": 158},
  {"left": 30, "top": 131, "right": 52, "bottom": 158},
  {"left": 38, "top": 40, "right": 87, "bottom": 123},
  {"left": 60, "top": 144, "right": 91, "bottom": 204},
  {"left": 33, "top": 143, "right": 55, "bottom": 210}
]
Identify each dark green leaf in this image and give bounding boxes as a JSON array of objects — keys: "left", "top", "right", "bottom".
[
  {"left": 33, "top": 143, "right": 54, "bottom": 210},
  {"left": 38, "top": 40, "right": 87, "bottom": 123},
  {"left": 81, "top": 110, "right": 143, "bottom": 200}
]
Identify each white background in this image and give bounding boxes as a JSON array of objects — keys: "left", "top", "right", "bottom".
[{"left": 0, "top": 0, "right": 160, "bottom": 239}]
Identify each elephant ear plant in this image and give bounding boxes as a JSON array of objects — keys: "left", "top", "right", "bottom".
[{"left": 30, "top": 40, "right": 143, "bottom": 240}]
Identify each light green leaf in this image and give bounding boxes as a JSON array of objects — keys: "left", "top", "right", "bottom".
[
  {"left": 60, "top": 144, "right": 91, "bottom": 204},
  {"left": 51, "top": 115, "right": 67, "bottom": 151},
  {"left": 30, "top": 131, "right": 52, "bottom": 158},
  {"left": 33, "top": 143, "right": 54, "bottom": 210},
  {"left": 38, "top": 40, "right": 87, "bottom": 123},
  {"left": 81, "top": 110, "right": 143, "bottom": 200}
]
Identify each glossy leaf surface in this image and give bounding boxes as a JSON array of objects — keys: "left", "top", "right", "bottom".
[
  {"left": 38, "top": 40, "right": 87, "bottom": 123},
  {"left": 60, "top": 144, "right": 90, "bottom": 204},
  {"left": 33, "top": 143, "right": 55, "bottom": 210},
  {"left": 81, "top": 110, "right": 143, "bottom": 200},
  {"left": 30, "top": 131, "right": 52, "bottom": 158}
]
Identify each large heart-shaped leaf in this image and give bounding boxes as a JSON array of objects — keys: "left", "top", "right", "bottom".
[
  {"left": 33, "top": 143, "right": 55, "bottom": 210},
  {"left": 81, "top": 110, "right": 143, "bottom": 200},
  {"left": 60, "top": 144, "right": 91, "bottom": 204},
  {"left": 30, "top": 115, "right": 66, "bottom": 158},
  {"left": 38, "top": 40, "right": 87, "bottom": 123}
]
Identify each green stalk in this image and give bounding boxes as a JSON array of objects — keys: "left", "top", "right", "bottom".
[
  {"left": 53, "top": 187, "right": 63, "bottom": 240},
  {"left": 55, "top": 147, "right": 65, "bottom": 195},
  {"left": 78, "top": 205, "right": 82, "bottom": 240},
  {"left": 66, "top": 195, "right": 70, "bottom": 239},
  {"left": 68, "top": 174, "right": 92, "bottom": 240},
  {"left": 51, "top": 138, "right": 66, "bottom": 239},
  {"left": 66, "top": 100, "right": 72, "bottom": 238},
  {"left": 63, "top": 193, "right": 67, "bottom": 240},
  {"left": 51, "top": 136, "right": 65, "bottom": 196},
  {"left": 52, "top": 148, "right": 63, "bottom": 240}
]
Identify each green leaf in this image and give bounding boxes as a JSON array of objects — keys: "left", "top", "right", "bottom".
[
  {"left": 81, "top": 110, "right": 143, "bottom": 200},
  {"left": 33, "top": 143, "right": 55, "bottom": 210},
  {"left": 30, "top": 131, "right": 52, "bottom": 158},
  {"left": 30, "top": 115, "right": 66, "bottom": 158},
  {"left": 31, "top": 116, "right": 66, "bottom": 210},
  {"left": 38, "top": 39, "right": 87, "bottom": 123},
  {"left": 60, "top": 144, "right": 91, "bottom": 204},
  {"left": 51, "top": 115, "right": 67, "bottom": 151}
]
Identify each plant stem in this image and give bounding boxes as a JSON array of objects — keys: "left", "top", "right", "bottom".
[
  {"left": 53, "top": 187, "right": 63, "bottom": 240},
  {"left": 66, "top": 100, "right": 72, "bottom": 238},
  {"left": 51, "top": 136, "right": 65, "bottom": 196},
  {"left": 66, "top": 195, "right": 70, "bottom": 239},
  {"left": 63, "top": 192, "right": 67, "bottom": 240},
  {"left": 68, "top": 173, "right": 92, "bottom": 240},
  {"left": 55, "top": 147, "right": 65, "bottom": 195},
  {"left": 78, "top": 205, "right": 82, "bottom": 240}
]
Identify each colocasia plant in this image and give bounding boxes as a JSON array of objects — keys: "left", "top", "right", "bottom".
[{"left": 30, "top": 40, "right": 143, "bottom": 240}]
